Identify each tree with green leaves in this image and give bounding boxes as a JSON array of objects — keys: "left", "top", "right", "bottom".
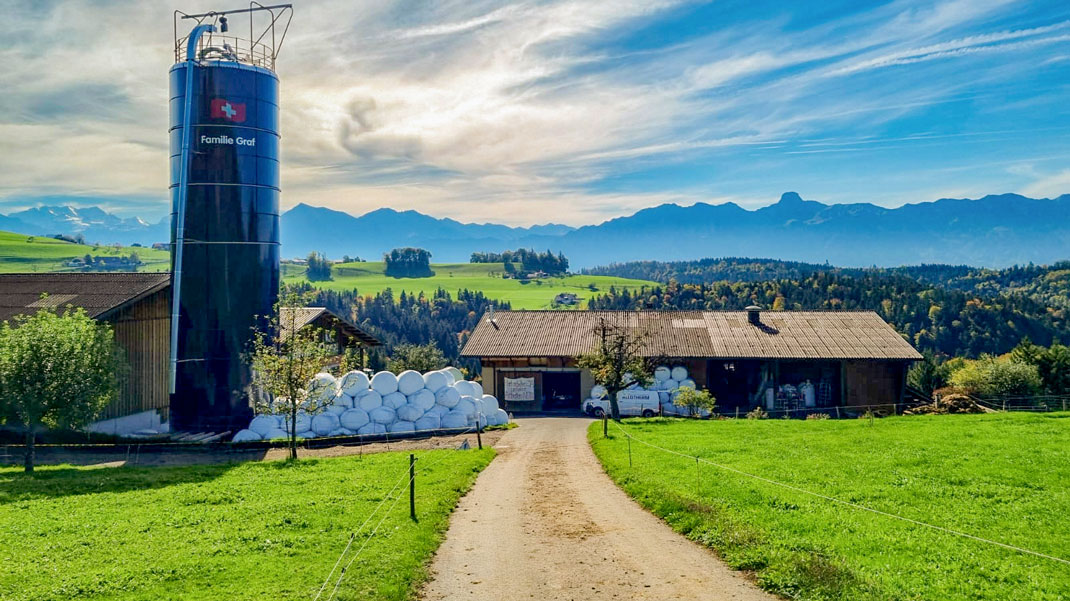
[
  {"left": 1011, "top": 339, "right": 1070, "bottom": 395},
  {"left": 949, "top": 355, "right": 1042, "bottom": 398},
  {"left": 0, "top": 304, "right": 123, "bottom": 473},
  {"left": 577, "top": 318, "right": 652, "bottom": 421},
  {"left": 247, "top": 291, "right": 335, "bottom": 460},
  {"left": 387, "top": 342, "right": 448, "bottom": 373}
]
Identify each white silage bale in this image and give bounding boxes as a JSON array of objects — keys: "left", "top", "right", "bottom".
[
  {"left": 439, "top": 368, "right": 456, "bottom": 386},
  {"left": 470, "top": 381, "right": 484, "bottom": 397},
  {"left": 423, "top": 370, "right": 448, "bottom": 393},
  {"left": 471, "top": 413, "right": 488, "bottom": 429},
  {"left": 591, "top": 385, "right": 608, "bottom": 399},
  {"left": 481, "top": 394, "right": 499, "bottom": 414},
  {"left": 453, "top": 380, "right": 476, "bottom": 398},
  {"left": 408, "top": 389, "right": 436, "bottom": 412},
  {"left": 493, "top": 408, "right": 509, "bottom": 425},
  {"left": 441, "top": 411, "right": 468, "bottom": 429},
  {"left": 654, "top": 366, "right": 671, "bottom": 382},
  {"left": 334, "top": 393, "right": 354, "bottom": 409},
  {"left": 671, "top": 366, "right": 688, "bottom": 381},
  {"left": 326, "top": 403, "right": 347, "bottom": 416},
  {"left": 249, "top": 415, "right": 279, "bottom": 436},
  {"left": 328, "top": 428, "right": 350, "bottom": 437},
  {"left": 397, "top": 370, "right": 425, "bottom": 395},
  {"left": 457, "top": 396, "right": 479, "bottom": 418},
  {"left": 444, "top": 366, "right": 464, "bottom": 382},
  {"left": 339, "top": 370, "right": 371, "bottom": 396},
  {"left": 369, "top": 406, "right": 396, "bottom": 425},
  {"left": 397, "top": 404, "right": 423, "bottom": 422},
  {"left": 340, "top": 408, "right": 370, "bottom": 431},
  {"left": 435, "top": 386, "right": 461, "bottom": 408},
  {"left": 296, "top": 430, "right": 315, "bottom": 439},
  {"left": 680, "top": 378, "right": 696, "bottom": 390},
  {"left": 358, "top": 422, "right": 386, "bottom": 435},
  {"left": 427, "top": 404, "right": 450, "bottom": 418},
  {"left": 658, "top": 391, "right": 671, "bottom": 403},
  {"left": 415, "top": 414, "right": 441, "bottom": 431},
  {"left": 660, "top": 378, "right": 679, "bottom": 391},
  {"left": 285, "top": 413, "right": 312, "bottom": 433},
  {"left": 310, "top": 372, "right": 340, "bottom": 402},
  {"left": 383, "top": 391, "right": 407, "bottom": 410},
  {"left": 371, "top": 371, "right": 399, "bottom": 395},
  {"left": 311, "top": 413, "right": 340, "bottom": 436},
  {"left": 232, "top": 429, "right": 261, "bottom": 442},
  {"left": 357, "top": 390, "right": 383, "bottom": 412},
  {"left": 263, "top": 427, "right": 289, "bottom": 440},
  {"left": 389, "top": 421, "right": 416, "bottom": 433}
]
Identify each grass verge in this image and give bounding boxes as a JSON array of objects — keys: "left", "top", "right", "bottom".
[
  {"left": 588, "top": 413, "right": 1070, "bottom": 601},
  {"left": 0, "top": 448, "right": 494, "bottom": 601}
]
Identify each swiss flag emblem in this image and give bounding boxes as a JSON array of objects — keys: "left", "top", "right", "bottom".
[{"left": 210, "top": 98, "right": 246, "bottom": 122}]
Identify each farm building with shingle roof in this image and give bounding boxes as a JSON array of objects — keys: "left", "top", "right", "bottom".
[{"left": 461, "top": 308, "right": 922, "bottom": 414}]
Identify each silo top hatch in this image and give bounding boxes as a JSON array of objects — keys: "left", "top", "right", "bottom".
[{"left": 173, "top": 4, "right": 293, "bottom": 72}]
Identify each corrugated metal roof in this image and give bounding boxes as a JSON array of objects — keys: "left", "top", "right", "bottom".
[
  {"left": 0, "top": 273, "right": 171, "bottom": 322},
  {"left": 461, "top": 310, "right": 922, "bottom": 361}
]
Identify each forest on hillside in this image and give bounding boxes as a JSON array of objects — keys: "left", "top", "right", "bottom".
[{"left": 288, "top": 283, "right": 506, "bottom": 372}]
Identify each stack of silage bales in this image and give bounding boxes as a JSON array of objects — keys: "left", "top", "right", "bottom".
[
  {"left": 582, "top": 364, "right": 701, "bottom": 416},
  {"left": 231, "top": 367, "right": 509, "bottom": 442}
]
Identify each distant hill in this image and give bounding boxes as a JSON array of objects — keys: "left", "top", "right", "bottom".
[
  {"left": 279, "top": 193, "right": 1070, "bottom": 268},
  {"left": 0, "top": 230, "right": 170, "bottom": 273}
]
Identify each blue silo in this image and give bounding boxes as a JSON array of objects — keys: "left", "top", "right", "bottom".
[{"left": 169, "top": 7, "right": 291, "bottom": 432}]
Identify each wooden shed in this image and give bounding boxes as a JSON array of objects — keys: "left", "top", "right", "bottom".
[{"left": 461, "top": 308, "right": 922, "bottom": 414}]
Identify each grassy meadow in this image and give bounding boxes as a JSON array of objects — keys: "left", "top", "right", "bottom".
[
  {"left": 0, "top": 230, "right": 170, "bottom": 273},
  {"left": 0, "top": 448, "right": 494, "bottom": 601},
  {"left": 283, "top": 261, "right": 654, "bottom": 309},
  {"left": 589, "top": 413, "right": 1070, "bottom": 601}
]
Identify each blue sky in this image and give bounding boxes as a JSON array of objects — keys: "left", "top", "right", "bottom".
[{"left": 2, "top": 0, "right": 1069, "bottom": 225}]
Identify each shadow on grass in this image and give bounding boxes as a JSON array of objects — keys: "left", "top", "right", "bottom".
[{"left": 0, "top": 460, "right": 246, "bottom": 503}]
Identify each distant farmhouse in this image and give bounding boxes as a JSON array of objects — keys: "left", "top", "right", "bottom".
[{"left": 462, "top": 308, "right": 922, "bottom": 413}]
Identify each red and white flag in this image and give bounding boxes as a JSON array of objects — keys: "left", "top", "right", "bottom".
[{"left": 209, "top": 98, "right": 246, "bottom": 123}]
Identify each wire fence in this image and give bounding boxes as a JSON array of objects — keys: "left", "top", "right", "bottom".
[
  {"left": 605, "top": 419, "right": 1070, "bottom": 567},
  {"left": 314, "top": 425, "right": 480, "bottom": 601}
]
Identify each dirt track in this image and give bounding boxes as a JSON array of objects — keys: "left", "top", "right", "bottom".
[{"left": 420, "top": 417, "right": 776, "bottom": 601}]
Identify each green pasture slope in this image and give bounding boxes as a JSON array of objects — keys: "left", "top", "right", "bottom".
[
  {"left": 283, "top": 261, "right": 654, "bottom": 309},
  {"left": 590, "top": 412, "right": 1069, "bottom": 601},
  {"left": 0, "top": 230, "right": 170, "bottom": 273},
  {"left": 0, "top": 448, "right": 494, "bottom": 601}
]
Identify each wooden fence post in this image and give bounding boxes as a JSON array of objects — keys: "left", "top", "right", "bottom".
[{"left": 409, "top": 454, "right": 416, "bottom": 521}]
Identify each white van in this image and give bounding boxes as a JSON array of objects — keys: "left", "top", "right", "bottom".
[{"left": 582, "top": 389, "right": 661, "bottom": 418}]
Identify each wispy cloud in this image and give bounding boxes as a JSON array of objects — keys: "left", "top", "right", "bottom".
[{"left": 1, "top": 0, "right": 1069, "bottom": 225}]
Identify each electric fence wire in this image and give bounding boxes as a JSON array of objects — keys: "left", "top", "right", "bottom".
[
  {"left": 318, "top": 425, "right": 480, "bottom": 601},
  {"left": 609, "top": 420, "right": 1070, "bottom": 567}
]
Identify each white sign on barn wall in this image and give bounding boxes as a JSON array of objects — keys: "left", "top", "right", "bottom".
[{"left": 504, "top": 377, "right": 535, "bottom": 401}]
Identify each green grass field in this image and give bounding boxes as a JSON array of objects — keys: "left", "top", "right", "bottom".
[
  {"left": 0, "top": 449, "right": 494, "bottom": 601},
  {"left": 0, "top": 230, "right": 170, "bottom": 273},
  {"left": 283, "top": 261, "right": 654, "bottom": 309},
  {"left": 589, "top": 413, "right": 1070, "bottom": 601}
]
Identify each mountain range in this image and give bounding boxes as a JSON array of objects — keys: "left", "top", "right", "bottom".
[
  {"left": 280, "top": 192, "right": 1070, "bottom": 268},
  {"left": 0, "top": 205, "right": 168, "bottom": 246},
  {"left": 2, "top": 192, "right": 1068, "bottom": 268}
]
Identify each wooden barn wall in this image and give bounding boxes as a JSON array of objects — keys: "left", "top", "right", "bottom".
[
  {"left": 102, "top": 288, "right": 170, "bottom": 421},
  {"left": 843, "top": 360, "right": 905, "bottom": 409}
]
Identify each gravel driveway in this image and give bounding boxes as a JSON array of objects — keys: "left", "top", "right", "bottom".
[{"left": 420, "top": 416, "right": 776, "bottom": 600}]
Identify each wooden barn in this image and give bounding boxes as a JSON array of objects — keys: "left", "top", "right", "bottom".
[
  {"left": 0, "top": 273, "right": 380, "bottom": 434},
  {"left": 461, "top": 307, "right": 923, "bottom": 414}
]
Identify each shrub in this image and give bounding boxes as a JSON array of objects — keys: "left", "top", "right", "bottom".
[
  {"left": 674, "top": 388, "right": 717, "bottom": 417},
  {"left": 949, "top": 355, "right": 1042, "bottom": 398},
  {"left": 806, "top": 412, "right": 830, "bottom": 420}
]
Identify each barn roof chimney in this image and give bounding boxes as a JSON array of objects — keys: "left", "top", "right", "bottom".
[{"left": 746, "top": 305, "right": 762, "bottom": 325}]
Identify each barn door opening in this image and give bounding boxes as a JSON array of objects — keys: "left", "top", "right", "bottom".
[{"left": 542, "top": 371, "right": 581, "bottom": 412}]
